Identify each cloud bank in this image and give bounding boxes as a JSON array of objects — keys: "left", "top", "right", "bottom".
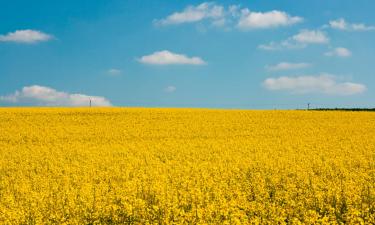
[
  {"left": 329, "top": 18, "right": 375, "bottom": 31},
  {"left": 0, "top": 85, "right": 112, "bottom": 106},
  {"left": 263, "top": 74, "right": 366, "bottom": 95},
  {"left": 155, "top": 2, "right": 302, "bottom": 30}
]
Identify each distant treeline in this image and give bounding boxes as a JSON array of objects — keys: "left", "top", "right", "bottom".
[{"left": 311, "top": 108, "right": 375, "bottom": 111}]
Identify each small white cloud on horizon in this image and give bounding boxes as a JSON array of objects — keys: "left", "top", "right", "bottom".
[
  {"left": 263, "top": 74, "right": 366, "bottom": 95},
  {"left": 325, "top": 47, "right": 352, "bottom": 57},
  {"left": 0, "top": 85, "right": 112, "bottom": 106},
  {"left": 138, "top": 50, "right": 206, "bottom": 65},
  {"left": 329, "top": 18, "right": 375, "bottom": 31},
  {"left": 259, "top": 29, "right": 329, "bottom": 51},
  {"left": 238, "top": 10, "right": 302, "bottom": 30},
  {"left": 0, "top": 29, "right": 53, "bottom": 43},
  {"left": 108, "top": 68, "right": 122, "bottom": 75},
  {"left": 164, "top": 86, "right": 177, "bottom": 93},
  {"left": 266, "top": 62, "right": 311, "bottom": 71}
]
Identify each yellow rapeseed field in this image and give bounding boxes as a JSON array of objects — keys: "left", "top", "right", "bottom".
[{"left": 0, "top": 108, "right": 374, "bottom": 224}]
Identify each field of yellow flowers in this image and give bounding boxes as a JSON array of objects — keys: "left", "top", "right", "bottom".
[{"left": 0, "top": 108, "right": 374, "bottom": 224}]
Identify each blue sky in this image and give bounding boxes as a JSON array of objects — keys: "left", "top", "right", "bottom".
[{"left": 0, "top": 0, "right": 374, "bottom": 108}]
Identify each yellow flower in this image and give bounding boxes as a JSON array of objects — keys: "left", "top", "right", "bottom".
[{"left": 0, "top": 108, "right": 374, "bottom": 224}]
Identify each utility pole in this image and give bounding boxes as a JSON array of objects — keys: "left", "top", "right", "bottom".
[
  {"left": 307, "top": 103, "right": 310, "bottom": 110},
  {"left": 89, "top": 98, "right": 92, "bottom": 107}
]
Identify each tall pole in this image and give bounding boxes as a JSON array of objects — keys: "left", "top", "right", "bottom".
[
  {"left": 307, "top": 103, "right": 310, "bottom": 110},
  {"left": 89, "top": 98, "right": 92, "bottom": 107}
]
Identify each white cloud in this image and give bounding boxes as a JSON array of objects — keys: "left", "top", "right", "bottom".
[
  {"left": 0, "top": 30, "right": 53, "bottom": 43},
  {"left": 266, "top": 62, "right": 311, "bottom": 71},
  {"left": 155, "top": 2, "right": 225, "bottom": 26},
  {"left": 292, "top": 30, "right": 329, "bottom": 44},
  {"left": 108, "top": 68, "right": 122, "bottom": 75},
  {"left": 325, "top": 47, "right": 352, "bottom": 57},
  {"left": 263, "top": 74, "right": 366, "bottom": 95},
  {"left": 259, "top": 29, "right": 329, "bottom": 51},
  {"left": 258, "top": 43, "right": 278, "bottom": 51},
  {"left": 164, "top": 86, "right": 177, "bottom": 93},
  {"left": 258, "top": 40, "right": 304, "bottom": 51},
  {"left": 0, "top": 85, "right": 112, "bottom": 106},
  {"left": 139, "top": 50, "right": 206, "bottom": 65},
  {"left": 155, "top": 2, "right": 302, "bottom": 30},
  {"left": 329, "top": 18, "right": 375, "bottom": 31},
  {"left": 238, "top": 10, "right": 302, "bottom": 29}
]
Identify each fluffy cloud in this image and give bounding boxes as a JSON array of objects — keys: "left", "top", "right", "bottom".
[
  {"left": 108, "top": 68, "right": 122, "bottom": 75},
  {"left": 0, "top": 85, "right": 112, "bottom": 106},
  {"left": 259, "top": 29, "right": 329, "bottom": 51},
  {"left": 266, "top": 62, "right": 311, "bottom": 71},
  {"left": 155, "top": 2, "right": 302, "bottom": 30},
  {"left": 263, "top": 74, "right": 366, "bottom": 95},
  {"left": 325, "top": 47, "right": 352, "bottom": 57},
  {"left": 292, "top": 30, "right": 329, "bottom": 44},
  {"left": 155, "top": 2, "right": 225, "bottom": 26},
  {"left": 164, "top": 86, "right": 177, "bottom": 93},
  {"left": 329, "top": 18, "right": 375, "bottom": 31},
  {"left": 0, "top": 30, "right": 53, "bottom": 43},
  {"left": 139, "top": 50, "right": 206, "bottom": 65},
  {"left": 238, "top": 10, "right": 302, "bottom": 29}
]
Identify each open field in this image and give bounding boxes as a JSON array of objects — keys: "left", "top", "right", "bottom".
[{"left": 0, "top": 108, "right": 374, "bottom": 224}]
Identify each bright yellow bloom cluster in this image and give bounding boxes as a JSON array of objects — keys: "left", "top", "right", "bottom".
[{"left": 0, "top": 108, "right": 374, "bottom": 224}]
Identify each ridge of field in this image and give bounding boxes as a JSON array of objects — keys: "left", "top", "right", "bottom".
[{"left": 0, "top": 108, "right": 374, "bottom": 224}]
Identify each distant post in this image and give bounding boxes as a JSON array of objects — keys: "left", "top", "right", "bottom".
[
  {"left": 89, "top": 98, "right": 92, "bottom": 107},
  {"left": 307, "top": 103, "right": 310, "bottom": 110}
]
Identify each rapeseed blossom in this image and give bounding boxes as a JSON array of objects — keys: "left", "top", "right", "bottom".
[{"left": 0, "top": 108, "right": 374, "bottom": 224}]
